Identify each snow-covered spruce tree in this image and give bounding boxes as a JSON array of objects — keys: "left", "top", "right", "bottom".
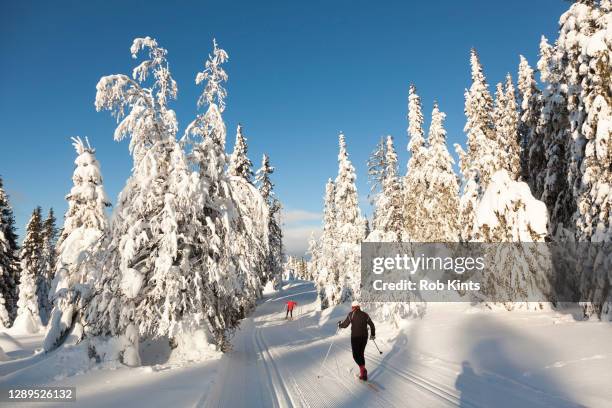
[
  {"left": 228, "top": 126, "right": 268, "bottom": 300},
  {"left": 372, "top": 136, "right": 405, "bottom": 241},
  {"left": 44, "top": 137, "right": 110, "bottom": 352},
  {"left": 228, "top": 124, "right": 254, "bottom": 182},
  {"left": 538, "top": 0, "right": 611, "bottom": 318},
  {"left": 284, "top": 256, "right": 296, "bottom": 280},
  {"left": 306, "top": 231, "right": 320, "bottom": 281},
  {"left": 90, "top": 37, "right": 205, "bottom": 363},
  {"left": 256, "top": 154, "right": 284, "bottom": 289},
  {"left": 0, "top": 176, "right": 19, "bottom": 326},
  {"left": 502, "top": 75, "right": 521, "bottom": 179},
  {"left": 492, "top": 76, "right": 521, "bottom": 181},
  {"left": 365, "top": 135, "right": 426, "bottom": 325},
  {"left": 183, "top": 39, "right": 255, "bottom": 347},
  {"left": 367, "top": 136, "right": 387, "bottom": 226},
  {"left": 537, "top": 35, "right": 574, "bottom": 237},
  {"left": 517, "top": 55, "right": 544, "bottom": 195},
  {"left": 316, "top": 179, "right": 338, "bottom": 309},
  {"left": 456, "top": 49, "right": 497, "bottom": 241},
  {"left": 14, "top": 208, "right": 44, "bottom": 333},
  {"left": 333, "top": 133, "right": 367, "bottom": 303},
  {"left": 37, "top": 208, "right": 57, "bottom": 325},
  {"left": 403, "top": 85, "right": 429, "bottom": 241},
  {"left": 556, "top": 1, "right": 611, "bottom": 243},
  {"left": 421, "top": 103, "right": 460, "bottom": 242},
  {"left": 229, "top": 178, "right": 268, "bottom": 301},
  {"left": 471, "top": 170, "right": 553, "bottom": 311}
]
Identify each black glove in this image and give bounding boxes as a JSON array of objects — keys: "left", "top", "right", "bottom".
[
  {"left": 337, "top": 321, "right": 341, "bottom": 328},
  {"left": 370, "top": 334, "right": 375, "bottom": 340}
]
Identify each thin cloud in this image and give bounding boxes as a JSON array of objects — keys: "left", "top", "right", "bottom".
[
  {"left": 282, "top": 209, "right": 322, "bottom": 225},
  {"left": 283, "top": 225, "right": 322, "bottom": 257}
]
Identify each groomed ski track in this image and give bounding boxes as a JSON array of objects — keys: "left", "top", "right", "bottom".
[{"left": 200, "top": 281, "right": 578, "bottom": 408}]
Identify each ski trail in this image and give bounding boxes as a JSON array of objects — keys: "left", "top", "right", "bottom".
[
  {"left": 298, "top": 323, "right": 457, "bottom": 407},
  {"left": 202, "top": 281, "right": 429, "bottom": 408},
  {"left": 201, "top": 317, "right": 277, "bottom": 408},
  {"left": 203, "top": 281, "right": 576, "bottom": 408},
  {"left": 253, "top": 327, "right": 296, "bottom": 407}
]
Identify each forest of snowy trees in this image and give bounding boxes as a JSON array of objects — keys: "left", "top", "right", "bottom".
[
  {"left": 0, "top": 0, "right": 610, "bottom": 369},
  {"left": 309, "top": 0, "right": 611, "bottom": 320},
  {"left": 0, "top": 38, "right": 284, "bottom": 365}
]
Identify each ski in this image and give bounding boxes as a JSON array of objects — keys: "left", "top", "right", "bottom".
[{"left": 354, "top": 374, "right": 380, "bottom": 393}]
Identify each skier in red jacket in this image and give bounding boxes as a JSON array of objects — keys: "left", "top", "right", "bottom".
[
  {"left": 338, "top": 300, "right": 376, "bottom": 381},
  {"left": 286, "top": 300, "right": 298, "bottom": 320}
]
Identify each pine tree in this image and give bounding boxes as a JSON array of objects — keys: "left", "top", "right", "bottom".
[
  {"left": 335, "top": 133, "right": 367, "bottom": 244},
  {"left": 184, "top": 38, "right": 259, "bottom": 347},
  {"left": 517, "top": 55, "right": 544, "bottom": 195},
  {"left": 456, "top": 49, "right": 497, "bottom": 241},
  {"left": 422, "top": 103, "right": 461, "bottom": 242},
  {"left": 228, "top": 124, "right": 254, "bottom": 182},
  {"left": 227, "top": 130, "right": 267, "bottom": 304},
  {"left": 464, "top": 48, "right": 497, "bottom": 185},
  {"left": 38, "top": 208, "right": 58, "bottom": 325},
  {"left": 492, "top": 76, "right": 521, "bottom": 181},
  {"left": 0, "top": 176, "right": 19, "bottom": 326},
  {"left": 366, "top": 136, "right": 387, "bottom": 219},
  {"left": 333, "top": 133, "right": 366, "bottom": 303},
  {"left": 256, "top": 154, "right": 284, "bottom": 289},
  {"left": 14, "top": 208, "right": 43, "bottom": 333},
  {"left": 536, "top": 1, "right": 611, "bottom": 318},
  {"left": 503, "top": 74, "right": 521, "bottom": 179},
  {"left": 316, "top": 179, "right": 338, "bottom": 309},
  {"left": 44, "top": 137, "right": 110, "bottom": 352},
  {"left": 404, "top": 85, "right": 429, "bottom": 241},
  {"left": 537, "top": 35, "right": 574, "bottom": 236},
  {"left": 373, "top": 136, "right": 404, "bottom": 240},
  {"left": 306, "top": 231, "right": 320, "bottom": 281},
  {"left": 92, "top": 37, "right": 205, "bottom": 362}
]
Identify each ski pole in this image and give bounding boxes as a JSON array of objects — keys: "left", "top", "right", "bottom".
[
  {"left": 317, "top": 326, "right": 340, "bottom": 378},
  {"left": 372, "top": 339, "right": 383, "bottom": 355}
]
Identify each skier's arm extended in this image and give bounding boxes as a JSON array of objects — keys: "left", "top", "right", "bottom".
[
  {"left": 338, "top": 313, "right": 351, "bottom": 329},
  {"left": 367, "top": 315, "right": 376, "bottom": 338}
]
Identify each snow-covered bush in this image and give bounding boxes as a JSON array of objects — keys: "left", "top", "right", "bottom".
[{"left": 472, "top": 170, "right": 553, "bottom": 310}]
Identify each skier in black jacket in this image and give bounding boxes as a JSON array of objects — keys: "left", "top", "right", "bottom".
[{"left": 338, "top": 300, "right": 376, "bottom": 381}]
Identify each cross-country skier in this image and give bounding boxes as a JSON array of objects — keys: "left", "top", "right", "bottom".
[
  {"left": 338, "top": 300, "right": 376, "bottom": 381},
  {"left": 286, "top": 300, "right": 298, "bottom": 320}
]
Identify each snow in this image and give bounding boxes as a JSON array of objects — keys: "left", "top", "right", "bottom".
[
  {"left": 475, "top": 170, "right": 548, "bottom": 241},
  {"left": 1, "top": 281, "right": 611, "bottom": 407},
  {"left": 11, "top": 311, "right": 42, "bottom": 335},
  {"left": 0, "top": 332, "right": 23, "bottom": 353}
]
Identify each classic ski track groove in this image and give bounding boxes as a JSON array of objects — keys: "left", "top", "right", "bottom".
[
  {"left": 335, "top": 341, "right": 462, "bottom": 407},
  {"left": 256, "top": 326, "right": 313, "bottom": 408},
  {"left": 297, "top": 321, "right": 461, "bottom": 407},
  {"left": 254, "top": 325, "right": 294, "bottom": 408}
]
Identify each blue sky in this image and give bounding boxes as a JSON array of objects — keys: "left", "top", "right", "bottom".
[{"left": 0, "top": 0, "right": 568, "bottom": 255}]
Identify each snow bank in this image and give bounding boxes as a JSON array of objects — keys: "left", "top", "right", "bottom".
[{"left": 169, "top": 329, "right": 220, "bottom": 363}]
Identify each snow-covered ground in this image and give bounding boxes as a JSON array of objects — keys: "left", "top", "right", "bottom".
[{"left": 0, "top": 281, "right": 610, "bottom": 407}]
